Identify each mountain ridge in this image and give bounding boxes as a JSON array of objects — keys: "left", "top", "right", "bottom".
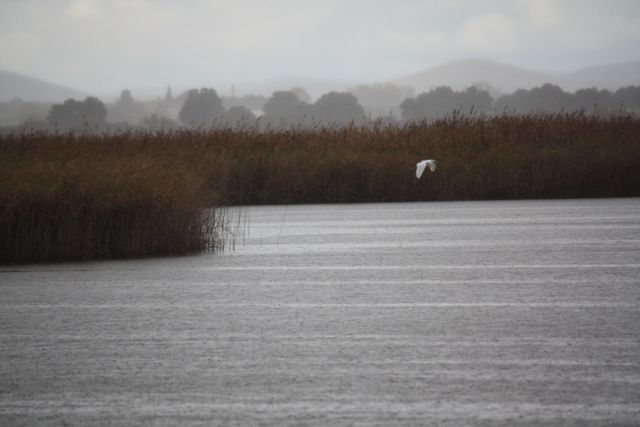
[
  {"left": 390, "top": 58, "right": 640, "bottom": 95},
  {"left": 2, "top": 58, "right": 639, "bottom": 103},
  {"left": 0, "top": 70, "right": 87, "bottom": 103}
]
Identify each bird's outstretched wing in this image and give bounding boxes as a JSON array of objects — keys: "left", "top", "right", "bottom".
[{"left": 416, "top": 159, "right": 436, "bottom": 178}]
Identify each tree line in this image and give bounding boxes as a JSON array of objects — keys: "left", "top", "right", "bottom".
[
  {"left": 401, "top": 84, "right": 640, "bottom": 120},
  {"left": 3, "top": 83, "right": 639, "bottom": 133},
  {"left": 3, "top": 87, "right": 367, "bottom": 132}
]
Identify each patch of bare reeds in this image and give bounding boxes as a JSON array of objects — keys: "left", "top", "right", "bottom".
[{"left": 0, "top": 131, "right": 223, "bottom": 263}]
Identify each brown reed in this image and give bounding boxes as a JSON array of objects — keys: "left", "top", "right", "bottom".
[
  {"left": 0, "top": 131, "right": 220, "bottom": 263},
  {"left": 210, "top": 113, "right": 640, "bottom": 204},
  {"left": 1, "top": 113, "right": 638, "bottom": 263}
]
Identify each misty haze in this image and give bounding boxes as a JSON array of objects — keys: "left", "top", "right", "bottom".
[
  {"left": 1, "top": 1, "right": 639, "bottom": 426},
  {"left": 2, "top": 59, "right": 640, "bottom": 131}
]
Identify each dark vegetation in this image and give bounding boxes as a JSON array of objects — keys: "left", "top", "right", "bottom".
[
  {"left": 208, "top": 113, "right": 640, "bottom": 204},
  {"left": 1, "top": 113, "right": 639, "bottom": 263},
  {"left": 0, "top": 133, "right": 222, "bottom": 263},
  {"left": 3, "top": 83, "right": 639, "bottom": 134},
  {"left": 400, "top": 84, "right": 640, "bottom": 119}
]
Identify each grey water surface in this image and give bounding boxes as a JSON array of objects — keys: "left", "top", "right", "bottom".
[{"left": 1, "top": 198, "right": 640, "bottom": 426}]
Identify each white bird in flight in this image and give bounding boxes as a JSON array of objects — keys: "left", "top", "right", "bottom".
[{"left": 416, "top": 159, "right": 437, "bottom": 178}]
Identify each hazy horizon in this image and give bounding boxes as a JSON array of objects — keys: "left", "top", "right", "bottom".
[{"left": 1, "top": 0, "right": 640, "bottom": 97}]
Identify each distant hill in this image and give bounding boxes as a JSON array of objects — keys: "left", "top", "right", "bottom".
[
  {"left": 560, "top": 62, "right": 640, "bottom": 92},
  {"left": 0, "top": 70, "right": 87, "bottom": 102},
  {"left": 392, "top": 59, "right": 551, "bottom": 95},
  {"left": 391, "top": 58, "right": 640, "bottom": 95}
]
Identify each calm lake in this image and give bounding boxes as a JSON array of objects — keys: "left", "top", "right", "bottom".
[{"left": 1, "top": 198, "right": 639, "bottom": 425}]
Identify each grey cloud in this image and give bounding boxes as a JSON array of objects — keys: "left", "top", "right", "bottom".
[{"left": 0, "top": 0, "right": 638, "bottom": 95}]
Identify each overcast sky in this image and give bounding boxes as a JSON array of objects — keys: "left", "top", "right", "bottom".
[{"left": 1, "top": 0, "right": 639, "bottom": 96}]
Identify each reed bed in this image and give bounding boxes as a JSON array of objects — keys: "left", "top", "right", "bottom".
[
  {"left": 212, "top": 113, "right": 640, "bottom": 204},
  {"left": 1, "top": 113, "right": 639, "bottom": 263},
  {"left": 0, "top": 132, "right": 221, "bottom": 263}
]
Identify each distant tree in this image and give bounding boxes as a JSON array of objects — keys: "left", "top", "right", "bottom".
[
  {"left": 47, "top": 97, "right": 107, "bottom": 130},
  {"left": 528, "top": 84, "right": 572, "bottom": 112},
  {"left": 221, "top": 106, "right": 256, "bottom": 128},
  {"left": 400, "top": 86, "right": 493, "bottom": 121},
  {"left": 401, "top": 87, "right": 454, "bottom": 120},
  {"left": 433, "top": 86, "right": 458, "bottom": 114},
  {"left": 495, "top": 83, "right": 601, "bottom": 115},
  {"left": 261, "top": 91, "right": 311, "bottom": 127},
  {"left": 614, "top": 86, "right": 640, "bottom": 112},
  {"left": 469, "top": 81, "right": 503, "bottom": 99},
  {"left": 460, "top": 86, "right": 493, "bottom": 113},
  {"left": 494, "top": 89, "right": 530, "bottom": 114},
  {"left": 83, "top": 97, "right": 108, "bottom": 124},
  {"left": 263, "top": 91, "right": 305, "bottom": 117},
  {"left": 178, "top": 88, "right": 225, "bottom": 127},
  {"left": 312, "top": 92, "right": 366, "bottom": 126},
  {"left": 107, "top": 89, "right": 146, "bottom": 124},
  {"left": 571, "top": 87, "right": 616, "bottom": 113},
  {"left": 399, "top": 97, "right": 419, "bottom": 121}
]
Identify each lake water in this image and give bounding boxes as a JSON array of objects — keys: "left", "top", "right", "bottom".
[{"left": 1, "top": 198, "right": 639, "bottom": 426}]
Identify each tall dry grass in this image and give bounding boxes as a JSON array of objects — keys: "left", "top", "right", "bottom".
[
  {"left": 210, "top": 113, "right": 640, "bottom": 204},
  {"left": 0, "top": 131, "right": 223, "bottom": 263},
  {"left": 1, "top": 113, "right": 638, "bottom": 263}
]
